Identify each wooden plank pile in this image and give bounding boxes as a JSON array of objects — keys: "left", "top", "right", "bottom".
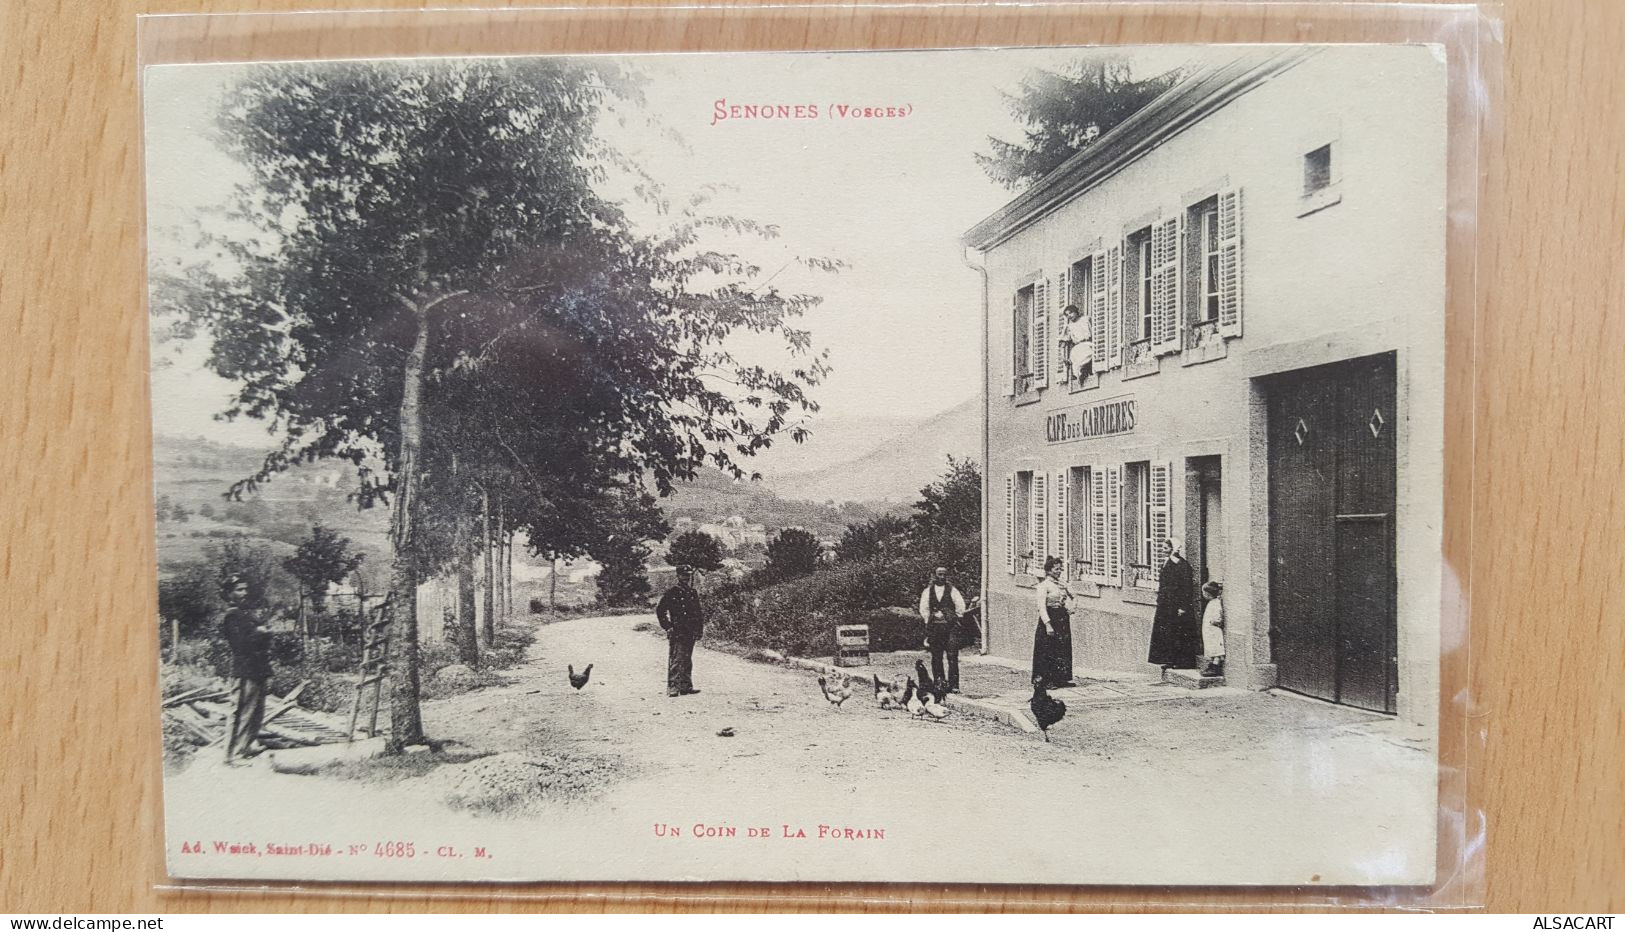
[{"left": 162, "top": 680, "right": 357, "bottom": 750}]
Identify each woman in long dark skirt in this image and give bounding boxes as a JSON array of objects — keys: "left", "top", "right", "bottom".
[
  {"left": 1033, "top": 556, "right": 1077, "bottom": 688},
  {"left": 1147, "top": 538, "right": 1201, "bottom": 669}
]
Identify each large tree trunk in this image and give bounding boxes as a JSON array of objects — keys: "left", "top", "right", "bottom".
[
  {"left": 454, "top": 509, "right": 480, "bottom": 668},
  {"left": 481, "top": 487, "right": 495, "bottom": 646},
  {"left": 495, "top": 496, "right": 508, "bottom": 630},
  {"left": 506, "top": 529, "right": 515, "bottom": 620},
  {"left": 386, "top": 301, "right": 430, "bottom": 752}
]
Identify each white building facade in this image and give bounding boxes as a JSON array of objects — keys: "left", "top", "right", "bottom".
[{"left": 966, "top": 48, "right": 1446, "bottom": 727}]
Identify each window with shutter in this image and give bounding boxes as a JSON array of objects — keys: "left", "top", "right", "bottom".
[
  {"left": 1005, "top": 475, "right": 1015, "bottom": 574},
  {"left": 1067, "top": 466, "right": 1090, "bottom": 582},
  {"left": 1152, "top": 216, "right": 1182, "bottom": 355},
  {"left": 1090, "top": 467, "right": 1107, "bottom": 583},
  {"left": 1055, "top": 269, "right": 1073, "bottom": 381},
  {"left": 1105, "top": 244, "right": 1124, "bottom": 369},
  {"left": 1054, "top": 470, "right": 1068, "bottom": 581},
  {"left": 1031, "top": 472, "right": 1048, "bottom": 571},
  {"left": 1218, "top": 187, "right": 1244, "bottom": 338},
  {"left": 1148, "top": 461, "right": 1172, "bottom": 584},
  {"left": 1105, "top": 464, "right": 1123, "bottom": 585},
  {"left": 1010, "top": 291, "right": 1025, "bottom": 396},
  {"left": 1033, "top": 278, "right": 1050, "bottom": 389},
  {"left": 1089, "top": 251, "right": 1108, "bottom": 368}
]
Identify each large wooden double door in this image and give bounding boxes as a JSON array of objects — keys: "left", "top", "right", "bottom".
[{"left": 1266, "top": 353, "right": 1398, "bottom": 713}]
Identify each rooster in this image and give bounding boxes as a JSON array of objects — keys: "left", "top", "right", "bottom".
[
  {"left": 568, "top": 664, "right": 593, "bottom": 690},
  {"left": 817, "top": 673, "right": 853, "bottom": 709},
  {"left": 914, "top": 659, "right": 949, "bottom": 704},
  {"left": 1029, "top": 676, "right": 1067, "bottom": 742}
]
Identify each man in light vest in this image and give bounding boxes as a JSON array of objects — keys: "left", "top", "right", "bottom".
[{"left": 918, "top": 565, "right": 969, "bottom": 693}]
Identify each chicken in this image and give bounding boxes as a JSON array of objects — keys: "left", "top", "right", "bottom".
[
  {"left": 568, "top": 663, "right": 593, "bottom": 690},
  {"left": 921, "top": 693, "right": 950, "bottom": 719},
  {"left": 914, "top": 659, "right": 949, "bottom": 704},
  {"left": 873, "top": 674, "right": 896, "bottom": 709},
  {"left": 817, "top": 673, "right": 853, "bottom": 709},
  {"left": 1029, "top": 677, "right": 1067, "bottom": 742},
  {"left": 904, "top": 678, "right": 927, "bottom": 717}
]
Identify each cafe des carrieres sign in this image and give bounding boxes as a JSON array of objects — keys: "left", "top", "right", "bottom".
[{"left": 1044, "top": 395, "right": 1137, "bottom": 445}]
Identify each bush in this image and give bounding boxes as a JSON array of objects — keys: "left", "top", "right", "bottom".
[{"left": 705, "top": 551, "right": 981, "bottom": 657}]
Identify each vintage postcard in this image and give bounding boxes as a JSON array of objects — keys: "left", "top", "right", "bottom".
[{"left": 143, "top": 44, "right": 1448, "bottom": 886}]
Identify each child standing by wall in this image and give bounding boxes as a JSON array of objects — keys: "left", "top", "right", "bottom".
[{"left": 1201, "top": 580, "right": 1226, "bottom": 678}]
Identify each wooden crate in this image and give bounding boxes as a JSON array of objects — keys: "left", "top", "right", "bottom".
[{"left": 834, "top": 624, "right": 870, "bottom": 667}]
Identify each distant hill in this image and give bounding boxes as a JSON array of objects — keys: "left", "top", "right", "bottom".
[
  {"left": 656, "top": 470, "right": 898, "bottom": 541},
  {"left": 151, "top": 434, "right": 392, "bottom": 575},
  {"left": 767, "top": 396, "right": 980, "bottom": 503},
  {"left": 741, "top": 412, "right": 922, "bottom": 478}
]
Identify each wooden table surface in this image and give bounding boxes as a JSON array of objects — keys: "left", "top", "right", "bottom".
[{"left": 2, "top": 0, "right": 1621, "bottom": 914}]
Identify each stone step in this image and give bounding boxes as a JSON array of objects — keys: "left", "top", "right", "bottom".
[{"left": 1163, "top": 667, "right": 1226, "bottom": 689}]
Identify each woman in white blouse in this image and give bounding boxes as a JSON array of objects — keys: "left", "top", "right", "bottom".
[{"left": 1033, "top": 556, "right": 1077, "bottom": 688}]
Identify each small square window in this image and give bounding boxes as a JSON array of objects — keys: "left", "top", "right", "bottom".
[{"left": 1304, "top": 144, "right": 1334, "bottom": 195}]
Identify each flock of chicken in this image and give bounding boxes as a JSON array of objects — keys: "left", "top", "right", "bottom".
[
  {"left": 817, "top": 659, "right": 1070, "bottom": 742},
  {"left": 568, "top": 649, "right": 1069, "bottom": 742},
  {"left": 817, "top": 659, "right": 952, "bottom": 719}
]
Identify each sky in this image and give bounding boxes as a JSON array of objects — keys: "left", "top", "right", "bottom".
[{"left": 143, "top": 47, "right": 1202, "bottom": 446}]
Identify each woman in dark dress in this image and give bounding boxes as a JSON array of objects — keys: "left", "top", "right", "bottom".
[
  {"left": 1033, "top": 556, "right": 1077, "bottom": 688},
  {"left": 1147, "top": 539, "right": 1201, "bottom": 669}
]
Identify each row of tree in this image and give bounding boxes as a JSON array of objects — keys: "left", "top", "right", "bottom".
[{"left": 156, "top": 59, "right": 837, "bottom": 751}]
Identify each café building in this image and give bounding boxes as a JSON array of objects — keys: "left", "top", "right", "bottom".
[{"left": 963, "top": 47, "right": 1446, "bottom": 726}]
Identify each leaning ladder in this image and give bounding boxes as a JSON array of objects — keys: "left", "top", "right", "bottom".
[{"left": 347, "top": 595, "right": 393, "bottom": 741}]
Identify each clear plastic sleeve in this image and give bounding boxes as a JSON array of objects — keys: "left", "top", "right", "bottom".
[{"left": 138, "top": 1, "right": 1498, "bottom": 910}]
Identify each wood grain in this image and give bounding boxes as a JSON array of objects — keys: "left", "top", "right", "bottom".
[{"left": 2, "top": 0, "right": 1620, "bottom": 913}]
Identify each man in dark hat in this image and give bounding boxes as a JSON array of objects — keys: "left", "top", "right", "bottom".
[
  {"left": 655, "top": 565, "right": 705, "bottom": 697},
  {"left": 220, "top": 574, "right": 272, "bottom": 763}
]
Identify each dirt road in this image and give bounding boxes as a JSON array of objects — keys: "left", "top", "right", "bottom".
[{"left": 165, "top": 613, "right": 1438, "bottom": 886}]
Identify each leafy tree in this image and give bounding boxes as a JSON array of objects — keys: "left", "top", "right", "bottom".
[
  {"left": 837, "top": 514, "right": 911, "bottom": 564},
  {"left": 593, "top": 487, "right": 668, "bottom": 606},
  {"left": 196, "top": 503, "right": 215, "bottom": 519},
  {"left": 912, "top": 456, "right": 982, "bottom": 539},
  {"left": 667, "top": 530, "right": 725, "bottom": 572},
  {"left": 157, "top": 59, "right": 832, "bottom": 750},
  {"left": 977, "top": 57, "right": 1184, "bottom": 190},
  {"left": 763, "top": 527, "right": 822, "bottom": 582},
  {"left": 158, "top": 560, "right": 220, "bottom": 638},
  {"left": 171, "top": 503, "right": 191, "bottom": 523},
  {"left": 282, "top": 523, "right": 365, "bottom": 614}
]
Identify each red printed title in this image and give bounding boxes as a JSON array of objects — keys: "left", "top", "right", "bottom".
[
  {"left": 711, "top": 98, "right": 914, "bottom": 126},
  {"left": 654, "top": 822, "right": 887, "bottom": 841}
]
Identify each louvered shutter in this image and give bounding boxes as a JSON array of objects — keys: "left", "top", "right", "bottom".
[
  {"left": 1031, "top": 472, "right": 1047, "bottom": 573},
  {"left": 1033, "top": 278, "right": 1050, "bottom": 389},
  {"left": 1055, "top": 269, "right": 1071, "bottom": 380},
  {"left": 1148, "top": 461, "right": 1172, "bottom": 584},
  {"left": 1218, "top": 188, "right": 1245, "bottom": 338},
  {"left": 1105, "top": 465, "right": 1123, "bottom": 585},
  {"left": 1054, "top": 470, "right": 1069, "bottom": 581},
  {"left": 1089, "top": 252, "right": 1108, "bottom": 368},
  {"left": 1151, "top": 216, "right": 1182, "bottom": 355},
  {"left": 1009, "top": 292, "right": 1021, "bottom": 395},
  {"left": 1004, "top": 475, "right": 1015, "bottom": 574},
  {"left": 1089, "top": 467, "right": 1107, "bottom": 583},
  {"left": 1105, "top": 244, "right": 1124, "bottom": 369}
]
